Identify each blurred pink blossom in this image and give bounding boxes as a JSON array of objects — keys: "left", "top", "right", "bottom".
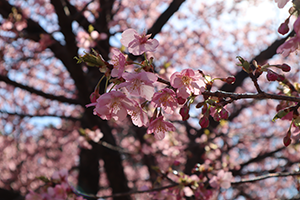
[
  {"left": 120, "top": 28, "right": 159, "bottom": 55},
  {"left": 209, "top": 170, "right": 233, "bottom": 189}
]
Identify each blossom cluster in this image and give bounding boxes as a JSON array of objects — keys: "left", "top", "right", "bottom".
[
  {"left": 77, "top": 28, "right": 241, "bottom": 140},
  {"left": 25, "top": 169, "right": 85, "bottom": 200},
  {"left": 79, "top": 28, "right": 224, "bottom": 140}
]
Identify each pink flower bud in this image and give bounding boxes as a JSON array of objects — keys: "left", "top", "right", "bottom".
[
  {"left": 89, "top": 91, "right": 100, "bottom": 103},
  {"left": 226, "top": 76, "right": 236, "bottom": 84},
  {"left": 283, "top": 135, "right": 291, "bottom": 147},
  {"left": 219, "top": 108, "right": 229, "bottom": 119},
  {"left": 177, "top": 97, "right": 186, "bottom": 105},
  {"left": 180, "top": 105, "right": 190, "bottom": 121},
  {"left": 278, "top": 21, "right": 289, "bottom": 35},
  {"left": 283, "top": 130, "right": 292, "bottom": 147},
  {"left": 266, "top": 70, "right": 278, "bottom": 81},
  {"left": 199, "top": 115, "right": 209, "bottom": 128},
  {"left": 173, "top": 160, "right": 180, "bottom": 166},
  {"left": 213, "top": 112, "right": 221, "bottom": 121},
  {"left": 281, "top": 63, "right": 291, "bottom": 72}
]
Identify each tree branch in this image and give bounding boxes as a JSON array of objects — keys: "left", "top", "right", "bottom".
[
  {"left": 0, "top": 74, "right": 81, "bottom": 105},
  {"left": 202, "top": 90, "right": 300, "bottom": 103},
  {"left": 232, "top": 171, "right": 300, "bottom": 185},
  {"left": 0, "top": 110, "right": 80, "bottom": 121},
  {"left": 147, "top": 0, "right": 186, "bottom": 37},
  {"left": 72, "top": 183, "right": 179, "bottom": 200}
]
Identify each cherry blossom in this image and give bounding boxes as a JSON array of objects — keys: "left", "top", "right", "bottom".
[
  {"left": 277, "top": 17, "right": 300, "bottom": 56},
  {"left": 152, "top": 88, "right": 178, "bottom": 114},
  {"left": 147, "top": 116, "right": 176, "bottom": 140},
  {"left": 87, "top": 91, "right": 135, "bottom": 121},
  {"left": 209, "top": 170, "right": 233, "bottom": 189},
  {"left": 120, "top": 28, "right": 159, "bottom": 55},
  {"left": 116, "top": 71, "right": 157, "bottom": 100},
  {"left": 170, "top": 69, "right": 205, "bottom": 99},
  {"left": 25, "top": 191, "right": 44, "bottom": 200},
  {"left": 128, "top": 101, "right": 149, "bottom": 127},
  {"left": 110, "top": 48, "right": 126, "bottom": 78}
]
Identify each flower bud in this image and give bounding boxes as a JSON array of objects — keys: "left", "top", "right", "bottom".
[
  {"left": 219, "top": 108, "right": 229, "bottom": 119},
  {"left": 278, "top": 20, "right": 289, "bottom": 35},
  {"left": 177, "top": 97, "right": 186, "bottom": 105},
  {"left": 266, "top": 70, "right": 278, "bottom": 81},
  {"left": 199, "top": 115, "right": 209, "bottom": 128},
  {"left": 180, "top": 104, "right": 190, "bottom": 121},
  {"left": 89, "top": 91, "right": 100, "bottom": 103},
  {"left": 173, "top": 160, "right": 180, "bottom": 166},
  {"left": 225, "top": 76, "right": 236, "bottom": 84},
  {"left": 213, "top": 112, "right": 221, "bottom": 121},
  {"left": 281, "top": 63, "right": 291, "bottom": 72},
  {"left": 283, "top": 130, "right": 291, "bottom": 147}
]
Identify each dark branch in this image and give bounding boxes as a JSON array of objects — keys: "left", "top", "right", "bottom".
[
  {"left": 0, "top": 74, "right": 81, "bottom": 105},
  {"left": 232, "top": 171, "right": 300, "bottom": 185},
  {"left": 147, "top": 0, "right": 186, "bottom": 37},
  {"left": 0, "top": 110, "right": 80, "bottom": 121}
]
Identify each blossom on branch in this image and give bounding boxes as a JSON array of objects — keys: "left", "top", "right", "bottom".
[
  {"left": 120, "top": 28, "right": 159, "bottom": 55},
  {"left": 209, "top": 170, "right": 233, "bottom": 189},
  {"left": 87, "top": 91, "right": 135, "bottom": 121},
  {"left": 128, "top": 101, "right": 149, "bottom": 127},
  {"left": 152, "top": 88, "right": 178, "bottom": 114},
  {"left": 277, "top": 17, "right": 300, "bottom": 56},
  {"left": 116, "top": 71, "right": 157, "bottom": 100},
  {"left": 170, "top": 69, "right": 205, "bottom": 99},
  {"left": 147, "top": 116, "right": 176, "bottom": 140},
  {"left": 111, "top": 48, "right": 126, "bottom": 78}
]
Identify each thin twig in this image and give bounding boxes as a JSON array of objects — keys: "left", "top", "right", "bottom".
[
  {"left": 202, "top": 90, "right": 300, "bottom": 103},
  {"left": 232, "top": 171, "right": 300, "bottom": 185}
]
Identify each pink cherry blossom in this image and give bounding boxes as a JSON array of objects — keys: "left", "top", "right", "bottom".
[
  {"left": 152, "top": 88, "right": 178, "bottom": 114},
  {"left": 116, "top": 71, "right": 157, "bottom": 100},
  {"left": 87, "top": 91, "right": 135, "bottom": 121},
  {"left": 170, "top": 69, "right": 205, "bottom": 99},
  {"left": 147, "top": 116, "right": 176, "bottom": 140},
  {"left": 25, "top": 191, "right": 44, "bottom": 200},
  {"left": 275, "top": 0, "right": 290, "bottom": 8},
  {"left": 120, "top": 28, "right": 159, "bottom": 55},
  {"left": 110, "top": 48, "right": 126, "bottom": 78},
  {"left": 47, "top": 184, "right": 68, "bottom": 200},
  {"left": 276, "top": 36, "right": 300, "bottom": 57},
  {"left": 277, "top": 17, "right": 300, "bottom": 56},
  {"left": 51, "top": 168, "right": 68, "bottom": 182},
  {"left": 128, "top": 101, "right": 149, "bottom": 127},
  {"left": 209, "top": 170, "right": 233, "bottom": 189}
]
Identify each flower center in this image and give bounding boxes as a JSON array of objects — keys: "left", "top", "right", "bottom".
[{"left": 182, "top": 76, "right": 191, "bottom": 85}]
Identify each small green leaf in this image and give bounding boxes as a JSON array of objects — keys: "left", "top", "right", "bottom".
[{"left": 272, "top": 109, "right": 290, "bottom": 122}]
